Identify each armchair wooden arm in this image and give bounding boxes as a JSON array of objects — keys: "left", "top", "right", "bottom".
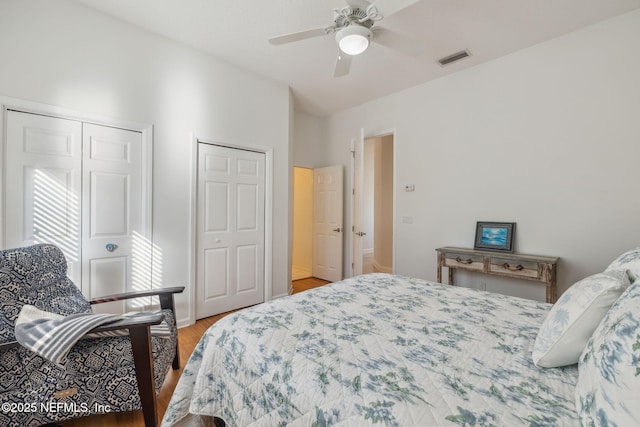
[
  {"left": 90, "top": 286, "right": 184, "bottom": 374},
  {"left": 88, "top": 312, "right": 168, "bottom": 427},
  {"left": 90, "top": 286, "right": 185, "bottom": 310}
]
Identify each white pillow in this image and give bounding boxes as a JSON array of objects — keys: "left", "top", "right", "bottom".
[
  {"left": 532, "top": 270, "right": 630, "bottom": 368},
  {"left": 605, "top": 246, "right": 640, "bottom": 281},
  {"left": 575, "top": 283, "right": 640, "bottom": 426}
]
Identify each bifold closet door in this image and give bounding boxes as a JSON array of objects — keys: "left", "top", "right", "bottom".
[
  {"left": 5, "top": 111, "right": 83, "bottom": 285},
  {"left": 196, "top": 143, "right": 265, "bottom": 319},
  {"left": 81, "top": 123, "right": 144, "bottom": 313},
  {"left": 4, "top": 111, "right": 147, "bottom": 313}
]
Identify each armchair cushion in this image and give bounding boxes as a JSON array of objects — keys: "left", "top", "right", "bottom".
[{"left": 0, "top": 244, "right": 90, "bottom": 344}]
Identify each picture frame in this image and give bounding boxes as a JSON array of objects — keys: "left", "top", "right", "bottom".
[{"left": 474, "top": 221, "right": 516, "bottom": 253}]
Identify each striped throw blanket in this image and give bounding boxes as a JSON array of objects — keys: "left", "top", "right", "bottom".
[{"left": 15, "top": 305, "right": 169, "bottom": 366}]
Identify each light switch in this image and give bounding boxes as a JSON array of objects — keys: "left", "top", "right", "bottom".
[{"left": 404, "top": 184, "right": 415, "bottom": 192}]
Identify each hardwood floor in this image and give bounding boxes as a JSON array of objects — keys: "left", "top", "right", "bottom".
[
  {"left": 60, "top": 277, "right": 330, "bottom": 427},
  {"left": 291, "top": 276, "right": 331, "bottom": 293}
]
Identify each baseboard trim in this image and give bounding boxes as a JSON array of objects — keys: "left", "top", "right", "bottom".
[{"left": 372, "top": 260, "right": 392, "bottom": 274}]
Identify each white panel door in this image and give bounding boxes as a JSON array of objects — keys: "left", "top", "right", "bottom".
[
  {"left": 196, "top": 143, "right": 265, "bottom": 319},
  {"left": 313, "top": 165, "right": 343, "bottom": 282},
  {"left": 4, "top": 111, "right": 150, "bottom": 314},
  {"left": 5, "top": 111, "right": 83, "bottom": 285},
  {"left": 82, "top": 123, "right": 145, "bottom": 313}
]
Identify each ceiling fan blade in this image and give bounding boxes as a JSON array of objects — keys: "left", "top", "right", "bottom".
[
  {"left": 368, "top": 0, "right": 419, "bottom": 18},
  {"left": 373, "top": 27, "right": 425, "bottom": 56},
  {"left": 268, "top": 27, "right": 329, "bottom": 45},
  {"left": 333, "top": 52, "right": 353, "bottom": 77}
]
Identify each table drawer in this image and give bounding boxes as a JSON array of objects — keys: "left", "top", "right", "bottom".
[
  {"left": 444, "top": 252, "right": 484, "bottom": 271},
  {"left": 489, "top": 257, "right": 539, "bottom": 279}
]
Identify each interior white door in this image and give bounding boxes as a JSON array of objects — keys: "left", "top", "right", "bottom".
[
  {"left": 5, "top": 111, "right": 83, "bottom": 285},
  {"left": 4, "top": 111, "right": 151, "bottom": 314},
  {"left": 312, "top": 165, "right": 343, "bottom": 282},
  {"left": 81, "top": 123, "right": 145, "bottom": 313},
  {"left": 196, "top": 143, "right": 265, "bottom": 319},
  {"left": 352, "top": 131, "right": 365, "bottom": 277}
]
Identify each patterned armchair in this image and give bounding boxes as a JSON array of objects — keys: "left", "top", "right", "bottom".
[{"left": 0, "top": 244, "right": 184, "bottom": 427}]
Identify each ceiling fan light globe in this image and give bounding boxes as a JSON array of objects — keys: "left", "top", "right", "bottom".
[
  {"left": 336, "top": 25, "right": 371, "bottom": 55},
  {"left": 339, "top": 35, "right": 369, "bottom": 55}
]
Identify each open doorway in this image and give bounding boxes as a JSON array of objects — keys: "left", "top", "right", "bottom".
[
  {"left": 292, "top": 165, "right": 344, "bottom": 283},
  {"left": 292, "top": 167, "right": 313, "bottom": 280},
  {"left": 353, "top": 134, "right": 394, "bottom": 276}
]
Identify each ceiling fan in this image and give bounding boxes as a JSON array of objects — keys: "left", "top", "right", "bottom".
[{"left": 268, "top": 0, "right": 423, "bottom": 77}]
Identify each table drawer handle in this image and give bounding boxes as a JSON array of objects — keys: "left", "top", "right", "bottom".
[
  {"left": 455, "top": 257, "right": 473, "bottom": 264},
  {"left": 503, "top": 262, "right": 524, "bottom": 271}
]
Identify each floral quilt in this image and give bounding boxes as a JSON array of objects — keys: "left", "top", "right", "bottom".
[{"left": 162, "top": 274, "right": 579, "bottom": 426}]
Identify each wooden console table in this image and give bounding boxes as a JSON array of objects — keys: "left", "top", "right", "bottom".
[{"left": 435, "top": 247, "right": 559, "bottom": 303}]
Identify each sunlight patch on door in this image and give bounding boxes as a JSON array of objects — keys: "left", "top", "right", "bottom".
[
  {"left": 131, "top": 231, "right": 164, "bottom": 309},
  {"left": 33, "top": 169, "right": 80, "bottom": 271}
]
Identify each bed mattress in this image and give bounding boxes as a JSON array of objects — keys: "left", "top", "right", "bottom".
[{"left": 162, "top": 273, "right": 579, "bottom": 426}]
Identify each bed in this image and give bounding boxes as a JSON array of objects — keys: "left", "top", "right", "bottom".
[{"left": 162, "top": 273, "right": 583, "bottom": 426}]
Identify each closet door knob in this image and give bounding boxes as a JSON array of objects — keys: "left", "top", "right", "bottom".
[{"left": 105, "top": 243, "right": 118, "bottom": 252}]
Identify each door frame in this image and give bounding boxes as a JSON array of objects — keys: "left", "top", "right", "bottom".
[
  {"left": 0, "top": 95, "right": 153, "bottom": 260},
  {"left": 188, "top": 135, "right": 273, "bottom": 326},
  {"left": 349, "top": 128, "right": 397, "bottom": 277}
]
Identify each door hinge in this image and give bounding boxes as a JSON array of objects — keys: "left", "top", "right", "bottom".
[
  {"left": 352, "top": 262, "right": 355, "bottom": 269},
  {"left": 352, "top": 188, "right": 355, "bottom": 195},
  {"left": 352, "top": 225, "right": 355, "bottom": 232},
  {"left": 351, "top": 150, "right": 355, "bottom": 158}
]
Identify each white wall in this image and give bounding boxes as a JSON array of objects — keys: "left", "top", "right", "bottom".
[
  {"left": 293, "top": 110, "right": 329, "bottom": 168},
  {"left": 320, "top": 10, "right": 640, "bottom": 300},
  {"left": 0, "top": 0, "right": 292, "bottom": 324}
]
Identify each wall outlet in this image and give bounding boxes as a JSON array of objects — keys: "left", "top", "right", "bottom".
[
  {"left": 404, "top": 184, "right": 415, "bottom": 192},
  {"left": 401, "top": 216, "right": 413, "bottom": 224}
]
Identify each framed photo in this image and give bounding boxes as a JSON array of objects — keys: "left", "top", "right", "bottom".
[{"left": 474, "top": 222, "right": 516, "bottom": 253}]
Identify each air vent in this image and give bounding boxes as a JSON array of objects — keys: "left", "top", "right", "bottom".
[{"left": 438, "top": 50, "right": 470, "bottom": 66}]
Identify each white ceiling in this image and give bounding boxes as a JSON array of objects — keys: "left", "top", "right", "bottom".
[{"left": 73, "top": 0, "right": 640, "bottom": 116}]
